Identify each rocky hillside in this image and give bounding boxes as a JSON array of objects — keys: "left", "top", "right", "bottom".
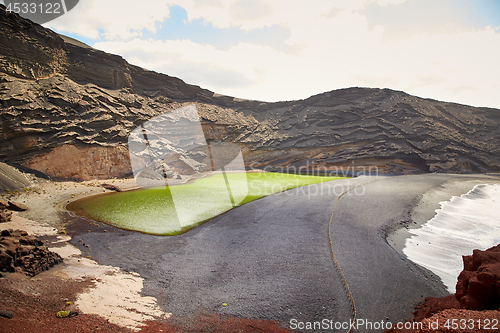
[{"left": 1, "top": 6, "right": 499, "bottom": 181}]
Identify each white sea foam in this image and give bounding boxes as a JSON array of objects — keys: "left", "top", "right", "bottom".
[{"left": 403, "top": 183, "right": 500, "bottom": 293}]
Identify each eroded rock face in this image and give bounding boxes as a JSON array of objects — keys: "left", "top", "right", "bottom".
[
  {"left": 456, "top": 244, "right": 500, "bottom": 310},
  {"left": 0, "top": 229, "right": 62, "bottom": 276},
  {"left": 1, "top": 6, "right": 500, "bottom": 179},
  {"left": 23, "top": 145, "right": 133, "bottom": 181}
]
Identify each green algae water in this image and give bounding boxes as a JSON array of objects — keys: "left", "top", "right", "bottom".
[{"left": 67, "top": 172, "right": 344, "bottom": 235}]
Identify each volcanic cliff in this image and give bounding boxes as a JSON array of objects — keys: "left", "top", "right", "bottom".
[{"left": 1, "top": 5, "right": 499, "bottom": 181}]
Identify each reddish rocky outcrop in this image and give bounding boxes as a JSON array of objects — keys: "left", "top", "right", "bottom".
[
  {"left": 386, "top": 244, "right": 500, "bottom": 333},
  {"left": 456, "top": 244, "right": 500, "bottom": 310},
  {"left": 411, "top": 295, "right": 461, "bottom": 322},
  {"left": 0, "top": 229, "right": 62, "bottom": 276},
  {"left": 23, "top": 145, "right": 132, "bottom": 181}
]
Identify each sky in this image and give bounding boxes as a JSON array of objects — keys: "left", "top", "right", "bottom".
[{"left": 35, "top": 0, "right": 500, "bottom": 108}]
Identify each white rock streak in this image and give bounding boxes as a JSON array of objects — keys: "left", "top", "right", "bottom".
[{"left": 75, "top": 266, "right": 170, "bottom": 331}]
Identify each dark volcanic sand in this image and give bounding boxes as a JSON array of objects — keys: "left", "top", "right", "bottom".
[{"left": 65, "top": 174, "right": 500, "bottom": 332}]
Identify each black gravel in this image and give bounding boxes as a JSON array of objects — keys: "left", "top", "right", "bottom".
[{"left": 67, "top": 174, "right": 500, "bottom": 332}]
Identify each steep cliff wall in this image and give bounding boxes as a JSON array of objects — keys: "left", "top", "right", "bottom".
[{"left": 1, "top": 6, "right": 499, "bottom": 180}]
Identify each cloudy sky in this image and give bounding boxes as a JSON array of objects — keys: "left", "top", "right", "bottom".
[{"left": 40, "top": 0, "right": 500, "bottom": 108}]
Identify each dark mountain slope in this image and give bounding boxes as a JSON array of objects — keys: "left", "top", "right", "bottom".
[{"left": 0, "top": 6, "right": 499, "bottom": 180}]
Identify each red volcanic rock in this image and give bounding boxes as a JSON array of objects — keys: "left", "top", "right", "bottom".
[
  {"left": 23, "top": 145, "right": 133, "bottom": 181},
  {"left": 456, "top": 244, "right": 500, "bottom": 310},
  {"left": 385, "top": 245, "right": 500, "bottom": 333},
  {"left": 411, "top": 295, "right": 460, "bottom": 322}
]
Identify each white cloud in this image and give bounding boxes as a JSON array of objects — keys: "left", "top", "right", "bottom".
[
  {"left": 229, "top": 0, "right": 274, "bottom": 21},
  {"left": 45, "top": 0, "right": 500, "bottom": 108},
  {"left": 376, "top": 0, "right": 409, "bottom": 6},
  {"left": 93, "top": 39, "right": 262, "bottom": 90},
  {"left": 45, "top": 0, "right": 171, "bottom": 40}
]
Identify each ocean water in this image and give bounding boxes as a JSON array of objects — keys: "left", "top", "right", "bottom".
[{"left": 403, "top": 183, "right": 500, "bottom": 293}]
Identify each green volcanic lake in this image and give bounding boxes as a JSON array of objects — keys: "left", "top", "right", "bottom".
[{"left": 67, "top": 172, "right": 345, "bottom": 235}]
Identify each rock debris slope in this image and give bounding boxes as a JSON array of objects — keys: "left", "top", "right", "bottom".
[{"left": 0, "top": 5, "right": 499, "bottom": 180}]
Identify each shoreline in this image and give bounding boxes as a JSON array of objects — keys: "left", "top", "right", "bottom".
[
  {"left": 387, "top": 174, "right": 500, "bottom": 256},
  {"left": 401, "top": 182, "right": 500, "bottom": 293}
]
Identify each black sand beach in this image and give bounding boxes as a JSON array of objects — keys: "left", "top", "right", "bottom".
[{"left": 63, "top": 173, "right": 500, "bottom": 331}]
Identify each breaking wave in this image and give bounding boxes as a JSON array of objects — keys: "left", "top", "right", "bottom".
[{"left": 403, "top": 183, "right": 500, "bottom": 293}]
